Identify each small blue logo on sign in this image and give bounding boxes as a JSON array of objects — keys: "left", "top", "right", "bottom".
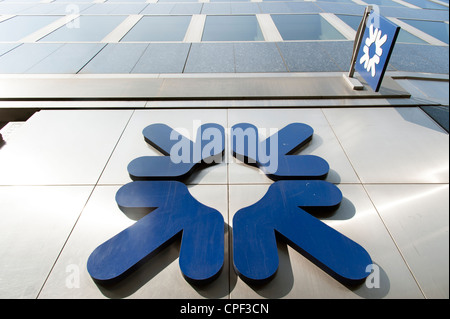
[
  {"left": 87, "top": 123, "right": 372, "bottom": 286},
  {"left": 355, "top": 11, "right": 400, "bottom": 92}
]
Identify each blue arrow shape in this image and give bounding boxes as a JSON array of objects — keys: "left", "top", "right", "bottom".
[
  {"left": 233, "top": 180, "right": 372, "bottom": 284},
  {"left": 87, "top": 181, "right": 224, "bottom": 284},
  {"left": 231, "top": 123, "right": 329, "bottom": 180},
  {"left": 128, "top": 123, "right": 225, "bottom": 180}
]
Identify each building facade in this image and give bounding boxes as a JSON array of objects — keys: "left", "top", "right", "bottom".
[{"left": 0, "top": 0, "right": 448, "bottom": 299}]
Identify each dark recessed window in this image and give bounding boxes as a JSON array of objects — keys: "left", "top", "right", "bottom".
[
  {"left": 316, "top": 0, "right": 357, "bottom": 3},
  {"left": 272, "top": 14, "right": 345, "bottom": 41},
  {"left": 39, "top": 15, "right": 127, "bottom": 42},
  {"left": 336, "top": 14, "right": 427, "bottom": 44},
  {"left": 158, "top": 0, "right": 199, "bottom": 2},
  {"left": 397, "top": 30, "right": 427, "bottom": 44},
  {"left": 0, "top": 16, "right": 62, "bottom": 42},
  {"left": 358, "top": 0, "right": 405, "bottom": 6},
  {"left": 400, "top": 19, "right": 449, "bottom": 44},
  {"left": 202, "top": 15, "right": 264, "bottom": 42},
  {"left": 335, "top": 14, "right": 362, "bottom": 31},
  {"left": 121, "top": 16, "right": 192, "bottom": 42},
  {"left": 53, "top": 0, "right": 94, "bottom": 2},
  {"left": 401, "top": 0, "right": 448, "bottom": 10}
]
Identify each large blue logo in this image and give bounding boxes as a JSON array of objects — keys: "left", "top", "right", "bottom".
[{"left": 87, "top": 123, "right": 372, "bottom": 286}]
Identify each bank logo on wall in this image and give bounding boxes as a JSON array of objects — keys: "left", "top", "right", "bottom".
[{"left": 87, "top": 123, "right": 372, "bottom": 286}]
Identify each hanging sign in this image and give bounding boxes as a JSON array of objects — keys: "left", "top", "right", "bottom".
[{"left": 355, "top": 10, "right": 400, "bottom": 92}]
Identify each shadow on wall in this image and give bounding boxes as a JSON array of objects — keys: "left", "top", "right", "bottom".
[
  {"left": 395, "top": 78, "right": 449, "bottom": 133},
  {"left": 396, "top": 106, "right": 449, "bottom": 133}
]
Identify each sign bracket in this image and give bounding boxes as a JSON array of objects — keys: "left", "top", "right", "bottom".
[{"left": 344, "top": 5, "right": 373, "bottom": 91}]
